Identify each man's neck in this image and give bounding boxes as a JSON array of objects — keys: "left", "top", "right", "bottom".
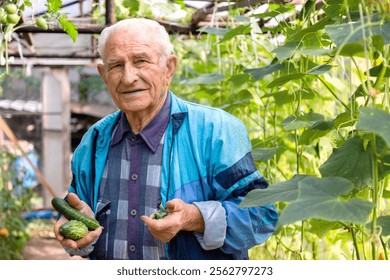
[{"left": 125, "top": 94, "right": 168, "bottom": 134}]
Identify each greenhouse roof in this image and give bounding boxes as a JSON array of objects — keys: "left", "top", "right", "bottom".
[{"left": 6, "top": 0, "right": 296, "bottom": 67}]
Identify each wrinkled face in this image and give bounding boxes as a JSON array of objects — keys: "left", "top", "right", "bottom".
[{"left": 98, "top": 29, "right": 176, "bottom": 116}]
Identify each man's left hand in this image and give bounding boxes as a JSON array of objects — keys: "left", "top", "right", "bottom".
[{"left": 141, "top": 198, "right": 204, "bottom": 243}]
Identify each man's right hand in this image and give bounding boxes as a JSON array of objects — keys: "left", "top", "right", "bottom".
[{"left": 53, "top": 193, "right": 103, "bottom": 249}]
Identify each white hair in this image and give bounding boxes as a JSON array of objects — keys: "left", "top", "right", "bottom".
[{"left": 97, "top": 18, "right": 174, "bottom": 60}]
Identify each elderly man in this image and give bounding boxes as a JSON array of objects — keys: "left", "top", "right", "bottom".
[{"left": 53, "top": 18, "right": 278, "bottom": 260}]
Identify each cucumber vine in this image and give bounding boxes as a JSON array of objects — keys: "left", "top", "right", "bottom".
[{"left": 0, "top": 0, "right": 78, "bottom": 80}]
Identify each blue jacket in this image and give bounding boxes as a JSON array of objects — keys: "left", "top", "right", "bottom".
[{"left": 69, "top": 91, "right": 278, "bottom": 259}]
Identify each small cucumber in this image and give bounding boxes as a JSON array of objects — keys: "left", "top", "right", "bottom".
[
  {"left": 51, "top": 197, "right": 100, "bottom": 230},
  {"left": 59, "top": 220, "right": 88, "bottom": 240},
  {"left": 150, "top": 204, "right": 168, "bottom": 220}
]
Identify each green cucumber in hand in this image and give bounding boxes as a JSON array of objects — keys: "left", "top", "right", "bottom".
[{"left": 51, "top": 197, "right": 100, "bottom": 230}]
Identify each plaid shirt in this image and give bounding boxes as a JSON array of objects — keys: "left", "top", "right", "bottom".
[{"left": 91, "top": 96, "right": 170, "bottom": 260}]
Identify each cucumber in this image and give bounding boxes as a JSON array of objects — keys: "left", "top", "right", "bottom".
[
  {"left": 51, "top": 197, "right": 100, "bottom": 230},
  {"left": 150, "top": 204, "right": 168, "bottom": 219},
  {"left": 59, "top": 220, "right": 88, "bottom": 240}
]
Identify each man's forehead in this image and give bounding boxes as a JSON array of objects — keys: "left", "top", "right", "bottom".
[
  {"left": 106, "top": 30, "right": 159, "bottom": 49},
  {"left": 110, "top": 27, "right": 156, "bottom": 41}
]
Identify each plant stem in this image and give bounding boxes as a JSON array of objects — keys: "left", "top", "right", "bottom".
[
  {"left": 380, "top": 235, "right": 388, "bottom": 260},
  {"left": 370, "top": 133, "right": 379, "bottom": 259},
  {"left": 300, "top": 221, "right": 304, "bottom": 259},
  {"left": 317, "top": 76, "right": 350, "bottom": 111},
  {"left": 350, "top": 225, "right": 361, "bottom": 260},
  {"left": 4, "top": 36, "right": 9, "bottom": 74}
]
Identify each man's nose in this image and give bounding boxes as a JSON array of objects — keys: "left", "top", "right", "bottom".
[{"left": 122, "top": 65, "right": 138, "bottom": 84}]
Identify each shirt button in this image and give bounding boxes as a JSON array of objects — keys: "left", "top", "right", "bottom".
[
  {"left": 130, "top": 209, "right": 137, "bottom": 216},
  {"left": 130, "top": 136, "right": 137, "bottom": 142},
  {"left": 131, "top": 174, "right": 138, "bottom": 181},
  {"left": 129, "top": 245, "right": 136, "bottom": 252}
]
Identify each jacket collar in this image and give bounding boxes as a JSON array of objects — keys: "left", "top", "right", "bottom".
[
  {"left": 110, "top": 94, "right": 171, "bottom": 152},
  {"left": 168, "top": 91, "right": 187, "bottom": 135},
  {"left": 91, "top": 91, "right": 188, "bottom": 149}
]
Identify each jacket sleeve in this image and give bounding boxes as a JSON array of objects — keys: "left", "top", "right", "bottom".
[
  {"left": 207, "top": 114, "right": 278, "bottom": 254},
  {"left": 219, "top": 174, "right": 278, "bottom": 254}
]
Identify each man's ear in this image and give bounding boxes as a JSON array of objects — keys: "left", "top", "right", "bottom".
[
  {"left": 97, "top": 63, "right": 107, "bottom": 84},
  {"left": 165, "top": 55, "right": 177, "bottom": 85}
]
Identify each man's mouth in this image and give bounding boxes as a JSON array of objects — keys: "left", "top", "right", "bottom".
[{"left": 122, "top": 89, "right": 146, "bottom": 95}]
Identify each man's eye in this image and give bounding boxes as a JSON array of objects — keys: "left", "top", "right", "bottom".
[
  {"left": 109, "top": 64, "right": 123, "bottom": 70},
  {"left": 135, "top": 59, "right": 147, "bottom": 64}
]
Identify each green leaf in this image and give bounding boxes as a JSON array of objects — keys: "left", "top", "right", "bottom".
[
  {"left": 185, "top": 73, "right": 225, "bottom": 85},
  {"left": 123, "top": 0, "right": 139, "bottom": 16},
  {"left": 244, "top": 63, "right": 284, "bottom": 81},
  {"left": 368, "top": 63, "right": 390, "bottom": 77},
  {"left": 333, "top": 112, "right": 355, "bottom": 129},
  {"left": 325, "top": 20, "right": 390, "bottom": 47},
  {"left": 58, "top": 17, "right": 78, "bottom": 42},
  {"left": 267, "top": 73, "right": 304, "bottom": 88},
  {"left": 366, "top": 216, "right": 390, "bottom": 236},
  {"left": 372, "top": 34, "right": 385, "bottom": 52},
  {"left": 219, "top": 24, "right": 251, "bottom": 43},
  {"left": 252, "top": 147, "right": 279, "bottom": 161},
  {"left": 323, "top": 0, "right": 342, "bottom": 18},
  {"left": 305, "top": 64, "right": 334, "bottom": 75},
  {"left": 46, "top": 0, "right": 62, "bottom": 12},
  {"left": 263, "top": 90, "right": 290, "bottom": 106},
  {"left": 319, "top": 136, "right": 373, "bottom": 188},
  {"left": 219, "top": 89, "right": 252, "bottom": 110},
  {"left": 282, "top": 112, "right": 324, "bottom": 131},
  {"left": 23, "top": 0, "right": 33, "bottom": 8},
  {"left": 351, "top": 82, "right": 368, "bottom": 99},
  {"left": 379, "top": 154, "right": 390, "bottom": 179},
  {"left": 357, "top": 107, "right": 390, "bottom": 147},
  {"left": 309, "top": 219, "right": 344, "bottom": 238},
  {"left": 383, "top": 190, "right": 390, "bottom": 199},
  {"left": 272, "top": 41, "right": 300, "bottom": 61},
  {"left": 264, "top": 88, "right": 315, "bottom": 106},
  {"left": 278, "top": 177, "right": 374, "bottom": 226},
  {"left": 338, "top": 42, "right": 365, "bottom": 57},
  {"left": 240, "top": 174, "right": 311, "bottom": 208},
  {"left": 268, "top": 90, "right": 294, "bottom": 106},
  {"left": 228, "top": 74, "right": 251, "bottom": 87},
  {"left": 197, "top": 26, "right": 229, "bottom": 36},
  {"left": 299, "top": 120, "right": 334, "bottom": 145},
  {"left": 297, "top": 46, "right": 333, "bottom": 57},
  {"left": 289, "top": 16, "right": 334, "bottom": 42}
]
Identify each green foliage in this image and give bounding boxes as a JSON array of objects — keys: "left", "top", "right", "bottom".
[
  {"left": 166, "top": 0, "right": 390, "bottom": 259},
  {"left": 0, "top": 146, "right": 35, "bottom": 260},
  {"left": 77, "top": 73, "right": 107, "bottom": 102},
  {"left": 111, "top": 0, "right": 195, "bottom": 23},
  {"left": 0, "top": 0, "right": 78, "bottom": 79}
]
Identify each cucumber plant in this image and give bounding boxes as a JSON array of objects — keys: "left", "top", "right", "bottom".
[
  {"left": 166, "top": 0, "right": 390, "bottom": 259},
  {"left": 0, "top": 0, "right": 78, "bottom": 80}
]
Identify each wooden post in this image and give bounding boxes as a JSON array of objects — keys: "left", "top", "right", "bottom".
[{"left": 41, "top": 68, "right": 71, "bottom": 206}]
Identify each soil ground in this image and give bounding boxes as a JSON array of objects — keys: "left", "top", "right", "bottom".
[{"left": 22, "top": 237, "right": 84, "bottom": 260}]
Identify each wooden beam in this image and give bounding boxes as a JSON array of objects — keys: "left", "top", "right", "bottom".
[
  {"left": 16, "top": 21, "right": 194, "bottom": 35},
  {"left": 16, "top": 24, "right": 106, "bottom": 34},
  {"left": 8, "top": 52, "right": 99, "bottom": 59},
  {"left": 105, "top": 0, "right": 115, "bottom": 25}
]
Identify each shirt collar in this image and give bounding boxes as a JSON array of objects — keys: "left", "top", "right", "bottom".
[{"left": 111, "top": 94, "right": 171, "bottom": 153}]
